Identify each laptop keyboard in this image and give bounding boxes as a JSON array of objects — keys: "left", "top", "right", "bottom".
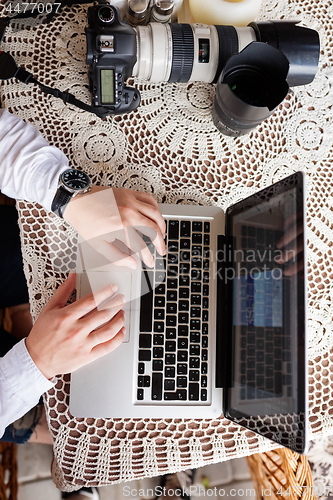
[{"left": 137, "top": 219, "right": 211, "bottom": 403}]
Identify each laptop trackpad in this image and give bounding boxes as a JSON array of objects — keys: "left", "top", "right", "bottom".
[{"left": 80, "top": 271, "right": 132, "bottom": 343}]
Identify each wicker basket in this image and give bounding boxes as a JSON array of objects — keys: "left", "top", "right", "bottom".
[
  {"left": 0, "top": 442, "right": 18, "bottom": 500},
  {"left": 246, "top": 448, "right": 317, "bottom": 500}
]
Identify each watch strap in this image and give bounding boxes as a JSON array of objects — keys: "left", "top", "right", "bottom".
[{"left": 51, "top": 185, "right": 73, "bottom": 218}]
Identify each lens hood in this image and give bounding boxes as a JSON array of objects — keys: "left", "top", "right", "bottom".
[
  {"left": 249, "top": 20, "right": 320, "bottom": 86},
  {"left": 213, "top": 42, "right": 290, "bottom": 137}
]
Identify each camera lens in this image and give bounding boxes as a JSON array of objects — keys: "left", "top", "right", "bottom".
[
  {"left": 227, "top": 71, "right": 271, "bottom": 107},
  {"left": 213, "top": 42, "right": 290, "bottom": 137},
  {"left": 98, "top": 6, "right": 115, "bottom": 23},
  {"left": 133, "top": 24, "right": 240, "bottom": 83}
]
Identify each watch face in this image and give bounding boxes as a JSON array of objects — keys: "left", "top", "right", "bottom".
[{"left": 61, "top": 169, "right": 91, "bottom": 191}]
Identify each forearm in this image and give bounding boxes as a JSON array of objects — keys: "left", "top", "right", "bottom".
[
  {"left": 0, "top": 339, "right": 54, "bottom": 439},
  {"left": 0, "top": 109, "right": 68, "bottom": 211}
]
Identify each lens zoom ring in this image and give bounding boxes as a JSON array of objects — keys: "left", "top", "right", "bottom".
[
  {"left": 169, "top": 24, "right": 194, "bottom": 83},
  {"left": 213, "top": 25, "right": 239, "bottom": 83}
]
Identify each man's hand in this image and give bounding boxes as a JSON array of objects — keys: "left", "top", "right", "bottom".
[
  {"left": 25, "top": 273, "right": 125, "bottom": 380},
  {"left": 63, "top": 186, "right": 166, "bottom": 269}
]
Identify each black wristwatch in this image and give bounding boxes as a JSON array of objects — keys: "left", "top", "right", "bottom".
[{"left": 51, "top": 168, "right": 92, "bottom": 218}]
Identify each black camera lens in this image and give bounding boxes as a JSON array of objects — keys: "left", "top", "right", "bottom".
[
  {"left": 226, "top": 71, "right": 272, "bottom": 108},
  {"left": 212, "top": 42, "right": 290, "bottom": 137},
  {"left": 98, "top": 6, "right": 115, "bottom": 23}
]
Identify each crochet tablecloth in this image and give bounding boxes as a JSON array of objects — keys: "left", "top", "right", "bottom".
[{"left": 1, "top": 0, "right": 332, "bottom": 492}]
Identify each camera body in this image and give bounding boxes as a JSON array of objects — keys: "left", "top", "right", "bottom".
[
  {"left": 86, "top": 2, "right": 140, "bottom": 115},
  {"left": 86, "top": 1, "right": 320, "bottom": 128}
]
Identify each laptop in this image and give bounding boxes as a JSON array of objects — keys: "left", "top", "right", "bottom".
[{"left": 70, "top": 171, "right": 307, "bottom": 453}]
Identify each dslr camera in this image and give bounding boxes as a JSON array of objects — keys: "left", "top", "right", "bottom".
[
  {"left": 86, "top": 1, "right": 320, "bottom": 135},
  {"left": 86, "top": 1, "right": 140, "bottom": 114}
]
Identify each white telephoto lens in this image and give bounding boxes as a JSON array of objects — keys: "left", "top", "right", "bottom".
[
  {"left": 133, "top": 23, "right": 258, "bottom": 84},
  {"left": 235, "top": 26, "right": 257, "bottom": 51},
  {"left": 190, "top": 24, "right": 219, "bottom": 82},
  {"left": 132, "top": 25, "right": 153, "bottom": 80},
  {"left": 133, "top": 23, "right": 173, "bottom": 81}
]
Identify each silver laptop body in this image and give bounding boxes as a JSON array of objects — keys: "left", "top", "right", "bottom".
[
  {"left": 70, "top": 204, "right": 225, "bottom": 418},
  {"left": 69, "top": 173, "right": 307, "bottom": 453}
]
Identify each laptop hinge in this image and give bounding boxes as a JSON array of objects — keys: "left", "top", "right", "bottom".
[{"left": 215, "top": 234, "right": 234, "bottom": 389}]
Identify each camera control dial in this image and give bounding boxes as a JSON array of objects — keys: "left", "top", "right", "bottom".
[{"left": 98, "top": 6, "right": 115, "bottom": 23}]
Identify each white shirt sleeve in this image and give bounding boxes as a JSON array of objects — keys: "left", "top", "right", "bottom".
[
  {"left": 0, "top": 339, "right": 54, "bottom": 439},
  {"left": 0, "top": 109, "right": 69, "bottom": 211}
]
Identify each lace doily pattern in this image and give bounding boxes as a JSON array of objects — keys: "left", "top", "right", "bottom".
[
  {"left": 307, "top": 435, "right": 333, "bottom": 499},
  {"left": 48, "top": 375, "right": 280, "bottom": 491},
  {"left": 1, "top": 0, "right": 333, "bottom": 491}
]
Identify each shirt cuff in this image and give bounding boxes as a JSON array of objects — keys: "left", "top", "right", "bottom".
[
  {"left": 0, "top": 339, "right": 54, "bottom": 405},
  {"left": 32, "top": 162, "right": 69, "bottom": 213}
]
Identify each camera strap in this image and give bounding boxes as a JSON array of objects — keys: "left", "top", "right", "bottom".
[{"left": 0, "top": 1, "right": 111, "bottom": 119}]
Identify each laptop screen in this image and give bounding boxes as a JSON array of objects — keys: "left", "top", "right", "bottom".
[{"left": 224, "top": 172, "right": 307, "bottom": 453}]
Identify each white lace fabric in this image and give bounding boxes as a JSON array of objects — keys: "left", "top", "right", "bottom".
[
  {"left": 308, "top": 436, "right": 333, "bottom": 499},
  {"left": 0, "top": 0, "right": 332, "bottom": 491}
]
